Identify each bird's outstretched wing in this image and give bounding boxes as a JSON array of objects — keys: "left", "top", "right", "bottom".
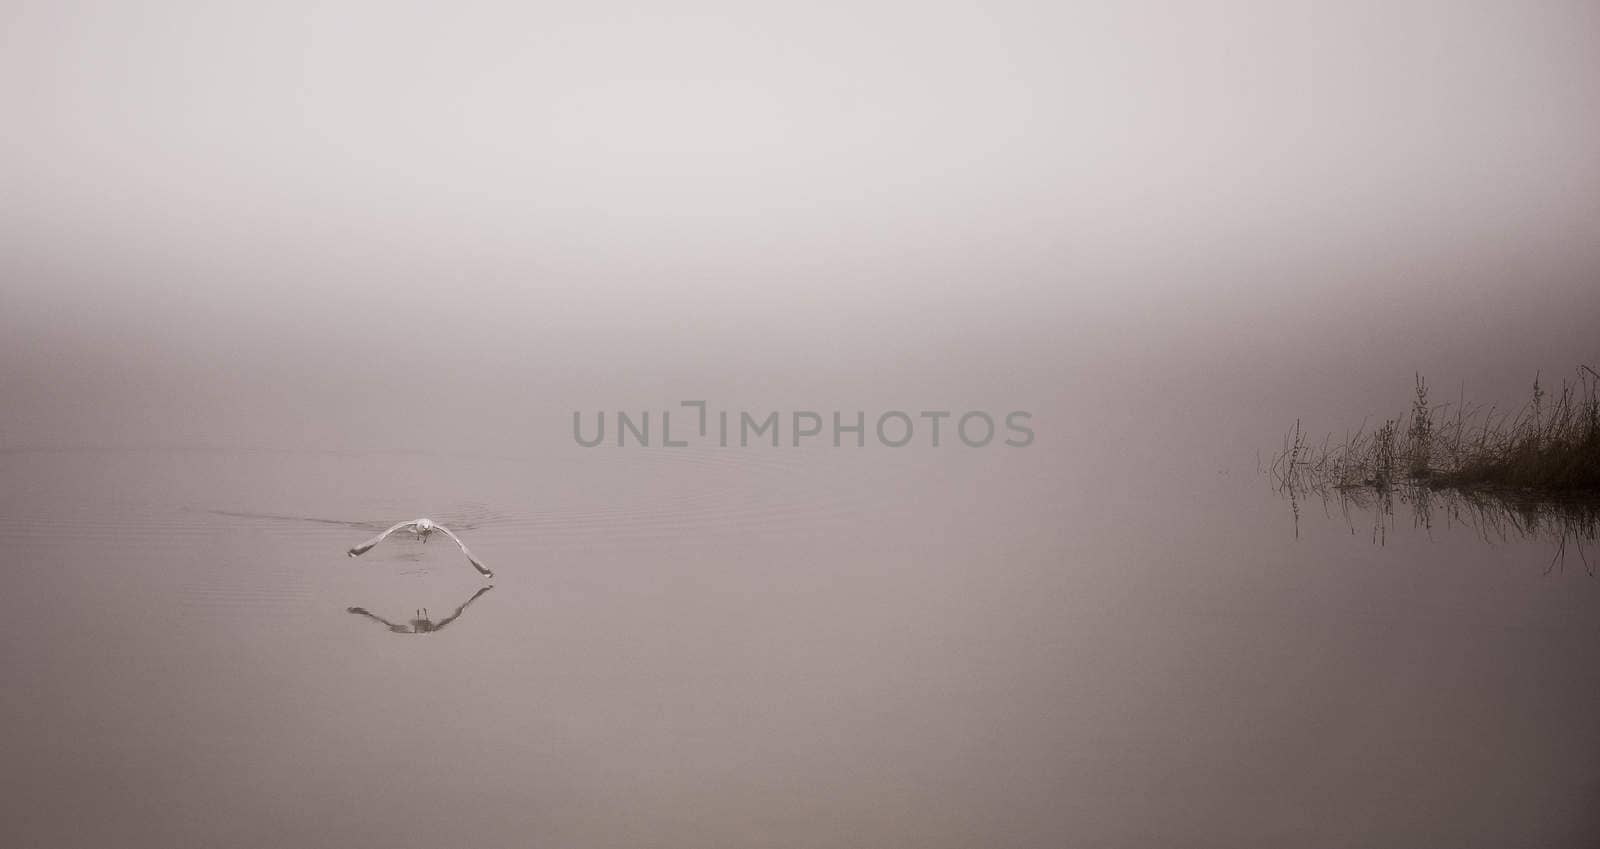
[
  {"left": 435, "top": 524, "right": 493, "bottom": 578},
  {"left": 347, "top": 521, "right": 417, "bottom": 557}
]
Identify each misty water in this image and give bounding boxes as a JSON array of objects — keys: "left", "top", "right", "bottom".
[
  {"left": 7, "top": 2, "right": 1600, "bottom": 846},
  {"left": 4, "top": 434, "right": 1598, "bottom": 848}
]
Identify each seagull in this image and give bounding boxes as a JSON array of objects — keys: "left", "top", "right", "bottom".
[{"left": 346, "top": 518, "right": 493, "bottom": 578}]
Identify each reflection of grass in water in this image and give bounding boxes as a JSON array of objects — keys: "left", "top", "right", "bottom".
[
  {"left": 1308, "top": 483, "right": 1598, "bottom": 572},
  {"left": 1274, "top": 366, "right": 1600, "bottom": 493},
  {"left": 1272, "top": 365, "right": 1600, "bottom": 569}
]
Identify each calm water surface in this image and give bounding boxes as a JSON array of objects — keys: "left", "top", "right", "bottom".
[{"left": 3, "top": 445, "right": 1598, "bottom": 848}]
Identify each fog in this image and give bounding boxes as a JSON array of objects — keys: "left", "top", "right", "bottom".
[
  {"left": 3, "top": 3, "right": 1600, "bottom": 847},
  {"left": 3, "top": 0, "right": 1597, "bottom": 455}
]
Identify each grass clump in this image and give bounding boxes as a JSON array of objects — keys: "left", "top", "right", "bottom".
[{"left": 1273, "top": 365, "right": 1600, "bottom": 495}]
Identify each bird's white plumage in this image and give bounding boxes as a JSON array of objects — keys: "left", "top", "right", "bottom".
[
  {"left": 346, "top": 518, "right": 493, "bottom": 578},
  {"left": 432, "top": 524, "right": 492, "bottom": 577},
  {"left": 348, "top": 520, "right": 419, "bottom": 554}
]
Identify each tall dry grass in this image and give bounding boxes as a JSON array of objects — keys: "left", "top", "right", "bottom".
[{"left": 1273, "top": 365, "right": 1600, "bottom": 495}]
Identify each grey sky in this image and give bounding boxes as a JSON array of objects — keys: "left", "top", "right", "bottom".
[{"left": 2, "top": 0, "right": 1597, "bottom": 450}]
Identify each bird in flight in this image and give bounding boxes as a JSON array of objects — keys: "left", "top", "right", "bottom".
[{"left": 346, "top": 518, "right": 493, "bottom": 578}]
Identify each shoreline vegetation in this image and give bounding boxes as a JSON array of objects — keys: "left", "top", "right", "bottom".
[
  {"left": 1272, "top": 366, "right": 1600, "bottom": 495},
  {"left": 1270, "top": 366, "right": 1599, "bottom": 570}
]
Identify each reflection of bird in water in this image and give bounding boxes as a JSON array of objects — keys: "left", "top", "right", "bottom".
[
  {"left": 347, "top": 585, "right": 493, "bottom": 635},
  {"left": 346, "top": 518, "right": 492, "bottom": 578}
]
